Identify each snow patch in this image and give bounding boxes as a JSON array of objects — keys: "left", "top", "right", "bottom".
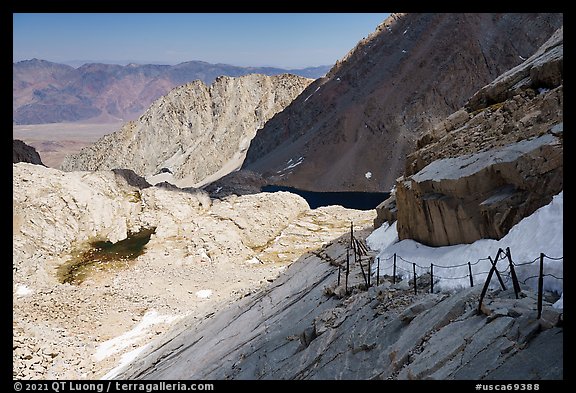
[
  {"left": 553, "top": 293, "right": 563, "bottom": 309},
  {"left": 403, "top": 29, "right": 408, "bottom": 35},
  {"left": 197, "top": 248, "right": 211, "bottom": 263},
  {"left": 196, "top": 289, "right": 213, "bottom": 299},
  {"left": 402, "top": 50, "right": 407, "bottom": 53},
  {"left": 100, "top": 343, "right": 151, "bottom": 380},
  {"left": 283, "top": 157, "right": 304, "bottom": 171},
  {"left": 304, "top": 86, "right": 322, "bottom": 103},
  {"left": 365, "top": 171, "right": 372, "bottom": 179},
  {"left": 15, "top": 284, "right": 33, "bottom": 297},
  {"left": 366, "top": 222, "right": 398, "bottom": 251},
  {"left": 94, "top": 310, "right": 179, "bottom": 362},
  {"left": 368, "top": 192, "right": 563, "bottom": 295}
]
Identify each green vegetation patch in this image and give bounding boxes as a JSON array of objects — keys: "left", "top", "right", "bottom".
[{"left": 57, "top": 227, "right": 156, "bottom": 285}]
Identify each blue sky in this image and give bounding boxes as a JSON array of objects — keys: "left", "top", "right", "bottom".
[{"left": 13, "top": 13, "right": 390, "bottom": 68}]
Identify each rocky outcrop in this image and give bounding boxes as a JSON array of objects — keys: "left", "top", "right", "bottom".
[
  {"left": 241, "top": 13, "right": 562, "bottom": 192},
  {"left": 13, "top": 162, "right": 374, "bottom": 379},
  {"left": 115, "top": 236, "right": 562, "bottom": 380},
  {"left": 406, "top": 27, "right": 563, "bottom": 177},
  {"left": 397, "top": 133, "right": 562, "bottom": 246},
  {"left": 374, "top": 192, "right": 397, "bottom": 228},
  {"left": 13, "top": 139, "right": 44, "bottom": 165},
  {"left": 60, "top": 74, "right": 312, "bottom": 187},
  {"left": 392, "top": 27, "right": 563, "bottom": 246},
  {"left": 203, "top": 170, "right": 266, "bottom": 198},
  {"left": 466, "top": 27, "right": 563, "bottom": 113}
]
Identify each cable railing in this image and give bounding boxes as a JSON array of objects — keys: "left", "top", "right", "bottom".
[{"left": 338, "top": 222, "right": 562, "bottom": 320}]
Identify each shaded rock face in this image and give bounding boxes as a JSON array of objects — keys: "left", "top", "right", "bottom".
[
  {"left": 374, "top": 192, "right": 397, "bottom": 228},
  {"left": 203, "top": 170, "right": 266, "bottom": 198},
  {"left": 394, "top": 27, "right": 563, "bottom": 246},
  {"left": 466, "top": 27, "right": 564, "bottom": 113},
  {"left": 60, "top": 74, "right": 312, "bottom": 187},
  {"left": 13, "top": 139, "right": 44, "bottom": 165},
  {"left": 242, "top": 13, "right": 562, "bottom": 192}
]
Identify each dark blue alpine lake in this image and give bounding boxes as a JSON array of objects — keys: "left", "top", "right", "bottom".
[{"left": 261, "top": 185, "right": 390, "bottom": 210}]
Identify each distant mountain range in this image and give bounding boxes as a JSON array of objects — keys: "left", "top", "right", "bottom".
[{"left": 12, "top": 59, "right": 331, "bottom": 124}]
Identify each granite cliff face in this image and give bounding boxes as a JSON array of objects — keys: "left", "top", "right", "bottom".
[
  {"left": 376, "top": 27, "right": 563, "bottom": 246},
  {"left": 241, "top": 13, "right": 562, "bottom": 192},
  {"left": 60, "top": 74, "right": 312, "bottom": 187}
]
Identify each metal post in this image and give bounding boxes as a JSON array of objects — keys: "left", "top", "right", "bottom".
[
  {"left": 468, "top": 262, "right": 474, "bottom": 287},
  {"left": 358, "top": 256, "right": 368, "bottom": 287},
  {"left": 490, "top": 251, "right": 507, "bottom": 291},
  {"left": 367, "top": 258, "right": 371, "bottom": 288},
  {"left": 478, "top": 254, "right": 500, "bottom": 313},
  {"left": 506, "top": 247, "right": 521, "bottom": 299},
  {"left": 350, "top": 221, "right": 354, "bottom": 253},
  {"left": 345, "top": 248, "right": 350, "bottom": 295},
  {"left": 393, "top": 253, "right": 397, "bottom": 284},
  {"left": 537, "top": 253, "right": 544, "bottom": 319},
  {"left": 376, "top": 257, "right": 380, "bottom": 286},
  {"left": 413, "top": 263, "right": 417, "bottom": 295},
  {"left": 430, "top": 263, "right": 434, "bottom": 294}
]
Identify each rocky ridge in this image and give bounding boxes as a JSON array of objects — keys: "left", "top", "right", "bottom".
[
  {"left": 60, "top": 74, "right": 312, "bottom": 187},
  {"left": 13, "top": 162, "right": 374, "bottom": 379},
  {"left": 375, "top": 27, "right": 563, "bottom": 246},
  {"left": 241, "top": 13, "right": 562, "bottom": 192}
]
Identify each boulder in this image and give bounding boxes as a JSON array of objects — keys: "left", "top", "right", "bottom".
[{"left": 396, "top": 133, "right": 562, "bottom": 246}]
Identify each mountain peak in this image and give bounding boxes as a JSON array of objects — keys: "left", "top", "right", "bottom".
[{"left": 60, "top": 73, "right": 313, "bottom": 188}]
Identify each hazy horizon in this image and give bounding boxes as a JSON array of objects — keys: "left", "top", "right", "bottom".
[
  {"left": 13, "top": 13, "right": 390, "bottom": 69},
  {"left": 14, "top": 57, "right": 334, "bottom": 70}
]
